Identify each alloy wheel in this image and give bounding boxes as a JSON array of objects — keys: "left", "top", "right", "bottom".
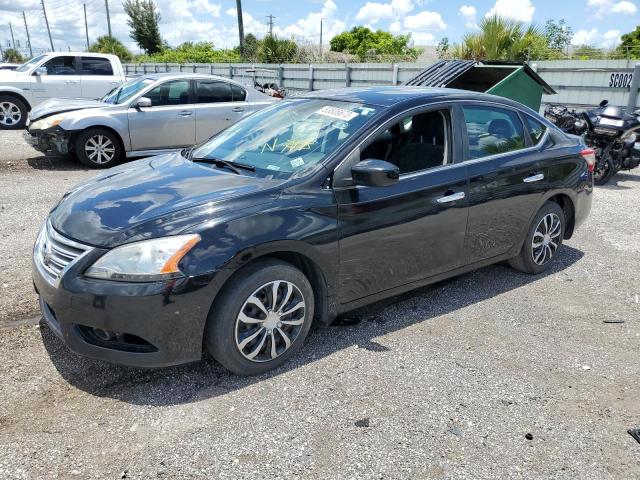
[
  {"left": 0, "top": 101, "right": 21, "bottom": 126},
  {"left": 234, "top": 280, "right": 306, "bottom": 363},
  {"left": 531, "top": 213, "right": 562, "bottom": 265},
  {"left": 85, "top": 134, "right": 116, "bottom": 165}
]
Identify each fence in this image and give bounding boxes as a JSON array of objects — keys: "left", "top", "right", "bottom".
[{"left": 123, "top": 59, "right": 640, "bottom": 112}]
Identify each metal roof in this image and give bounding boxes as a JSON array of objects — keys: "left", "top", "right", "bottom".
[{"left": 404, "top": 60, "right": 556, "bottom": 95}]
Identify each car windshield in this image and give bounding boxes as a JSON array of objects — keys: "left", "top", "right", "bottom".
[
  {"left": 15, "top": 54, "right": 47, "bottom": 72},
  {"left": 190, "top": 99, "right": 379, "bottom": 179},
  {"left": 101, "top": 77, "right": 155, "bottom": 104}
]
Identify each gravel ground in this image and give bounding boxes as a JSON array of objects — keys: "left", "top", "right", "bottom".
[{"left": 1, "top": 130, "right": 639, "bottom": 479}]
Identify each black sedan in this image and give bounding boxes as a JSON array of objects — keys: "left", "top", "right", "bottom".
[{"left": 33, "top": 87, "right": 594, "bottom": 375}]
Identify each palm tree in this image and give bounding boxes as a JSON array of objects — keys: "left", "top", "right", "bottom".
[
  {"left": 89, "top": 36, "right": 133, "bottom": 62},
  {"left": 452, "top": 14, "right": 548, "bottom": 61}
]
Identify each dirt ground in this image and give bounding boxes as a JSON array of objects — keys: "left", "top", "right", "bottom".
[{"left": 0, "top": 130, "right": 639, "bottom": 479}]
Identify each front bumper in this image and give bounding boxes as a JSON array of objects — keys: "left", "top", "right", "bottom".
[
  {"left": 23, "top": 127, "right": 72, "bottom": 155},
  {"left": 33, "top": 244, "right": 219, "bottom": 368}
]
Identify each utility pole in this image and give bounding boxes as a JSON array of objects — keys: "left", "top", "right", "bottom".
[
  {"left": 22, "top": 12, "right": 33, "bottom": 58},
  {"left": 41, "top": 0, "right": 54, "bottom": 51},
  {"left": 8, "top": 22, "right": 15, "bottom": 49},
  {"left": 83, "top": 4, "right": 89, "bottom": 50},
  {"left": 266, "top": 14, "right": 275, "bottom": 37},
  {"left": 105, "top": 0, "right": 112, "bottom": 37},
  {"left": 236, "top": 0, "right": 245, "bottom": 54},
  {"left": 319, "top": 18, "right": 323, "bottom": 58}
]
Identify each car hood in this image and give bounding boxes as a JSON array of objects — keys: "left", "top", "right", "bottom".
[
  {"left": 30, "top": 97, "right": 107, "bottom": 121},
  {"left": 50, "top": 153, "right": 284, "bottom": 247}
]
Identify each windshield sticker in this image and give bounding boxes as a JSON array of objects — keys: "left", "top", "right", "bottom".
[
  {"left": 266, "top": 164, "right": 281, "bottom": 171},
  {"left": 316, "top": 106, "right": 358, "bottom": 121},
  {"left": 290, "top": 157, "right": 305, "bottom": 168}
]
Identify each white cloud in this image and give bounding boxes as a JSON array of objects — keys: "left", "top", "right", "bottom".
[
  {"left": 486, "top": 0, "right": 535, "bottom": 23},
  {"left": 572, "top": 28, "right": 622, "bottom": 48},
  {"left": 459, "top": 5, "right": 478, "bottom": 30},
  {"left": 356, "top": 2, "right": 395, "bottom": 24},
  {"left": 587, "top": 0, "right": 637, "bottom": 18},
  {"left": 403, "top": 11, "right": 447, "bottom": 31},
  {"left": 355, "top": 0, "right": 414, "bottom": 24},
  {"left": 273, "top": 0, "right": 346, "bottom": 42},
  {"left": 410, "top": 32, "right": 436, "bottom": 44}
]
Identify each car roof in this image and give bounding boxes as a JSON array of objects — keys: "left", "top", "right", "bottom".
[
  {"left": 301, "top": 86, "right": 530, "bottom": 110},
  {"left": 138, "top": 72, "right": 247, "bottom": 84}
]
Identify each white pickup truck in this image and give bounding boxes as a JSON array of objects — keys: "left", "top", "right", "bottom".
[{"left": 0, "top": 52, "right": 126, "bottom": 129}]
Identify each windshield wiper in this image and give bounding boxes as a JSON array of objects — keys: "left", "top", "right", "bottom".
[{"left": 191, "top": 157, "right": 256, "bottom": 175}]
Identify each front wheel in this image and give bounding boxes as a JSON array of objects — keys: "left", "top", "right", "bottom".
[
  {"left": 204, "top": 259, "right": 314, "bottom": 375},
  {"left": 509, "top": 202, "right": 565, "bottom": 275},
  {"left": 74, "top": 128, "right": 123, "bottom": 168},
  {"left": 0, "top": 95, "right": 28, "bottom": 129}
]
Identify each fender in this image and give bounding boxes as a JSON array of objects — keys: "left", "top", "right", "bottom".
[
  {"left": 59, "top": 113, "right": 131, "bottom": 150},
  {"left": 0, "top": 87, "right": 32, "bottom": 110}
]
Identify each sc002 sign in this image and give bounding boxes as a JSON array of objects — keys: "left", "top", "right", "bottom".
[{"left": 609, "top": 72, "right": 633, "bottom": 88}]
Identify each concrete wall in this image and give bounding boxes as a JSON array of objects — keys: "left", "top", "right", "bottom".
[{"left": 124, "top": 60, "right": 640, "bottom": 111}]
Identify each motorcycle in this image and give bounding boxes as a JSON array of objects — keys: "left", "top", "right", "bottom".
[{"left": 544, "top": 100, "right": 640, "bottom": 185}]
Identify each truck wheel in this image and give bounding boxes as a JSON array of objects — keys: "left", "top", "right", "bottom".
[
  {"left": 75, "top": 128, "right": 123, "bottom": 168},
  {"left": 204, "top": 259, "right": 314, "bottom": 376},
  {"left": 0, "top": 95, "right": 28, "bottom": 129},
  {"left": 508, "top": 202, "right": 565, "bottom": 275}
]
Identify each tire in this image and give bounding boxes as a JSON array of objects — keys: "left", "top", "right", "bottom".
[
  {"left": 0, "top": 95, "right": 28, "bottom": 129},
  {"left": 204, "top": 259, "right": 315, "bottom": 375},
  {"left": 508, "top": 202, "right": 565, "bottom": 275},
  {"left": 594, "top": 155, "right": 615, "bottom": 186},
  {"left": 74, "top": 128, "right": 123, "bottom": 168}
]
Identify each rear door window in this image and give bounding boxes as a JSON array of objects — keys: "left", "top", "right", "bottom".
[
  {"left": 80, "top": 57, "right": 113, "bottom": 75},
  {"left": 195, "top": 80, "right": 233, "bottom": 103},
  {"left": 230, "top": 83, "right": 247, "bottom": 101},
  {"left": 462, "top": 105, "right": 526, "bottom": 159},
  {"left": 525, "top": 116, "right": 547, "bottom": 145}
]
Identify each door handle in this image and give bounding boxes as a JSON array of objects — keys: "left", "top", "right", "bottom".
[
  {"left": 437, "top": 191, "right": 465, "bottom": 204},
  {"left": 109, "top": 81, "right": 119, "bottom": 85},
  {"left": 178, "top": 110, "right": 193, "bottom": 117},
  {"left": 523, "top": 173, "right": 544, "bottom": 183},
  {"left": 232, "top": 106, "right": 244, "bottom": 113}
]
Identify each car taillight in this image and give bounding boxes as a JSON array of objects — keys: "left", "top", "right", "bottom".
[{"left": 581, "top": 148, "right": 596, "bottom": 172}]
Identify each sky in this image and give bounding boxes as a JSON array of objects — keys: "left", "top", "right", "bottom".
[{"left": 0, "top": 0, "right": 638, "bottom": 56}]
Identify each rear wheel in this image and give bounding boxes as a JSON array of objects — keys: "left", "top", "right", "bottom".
[
  {"left": 509, "top": 202, "right": 565, "bottom": 274},
  {"left": 594, "top": 154, "right": 615, "bottom": 185},
  {"left": 204, "top": 259, "right": 314, "bottom": 375},
  {"left": 0, "top": 95, "right": 27, "bottom": 129},
  {"left": 75, "top": 128, "right": 123, "bottom": 168}
]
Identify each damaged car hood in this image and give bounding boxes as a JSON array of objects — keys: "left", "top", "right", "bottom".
[{"left": 29, "top": 98, "right": 108, "bottom": 121}]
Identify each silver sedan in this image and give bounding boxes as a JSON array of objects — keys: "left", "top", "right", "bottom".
[{"left": 25, "top": 73, "right": 278, "bottom": 168}]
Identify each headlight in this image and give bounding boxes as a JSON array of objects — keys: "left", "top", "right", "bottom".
[
  {"left": 30, "top": 114, "right": 67, "bottom": 130},
  {"left": 85, "top": 234, "right": 201, "bottom": 282}
]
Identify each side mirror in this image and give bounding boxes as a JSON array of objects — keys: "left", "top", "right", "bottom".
[
  {"left": 351, "top": 159, "right": 399, "bottom": 187},
  {"left": 599, "top": 99, "right": 609, "bottom": 107},
  {"left": 134, "top": 97, "right": 152, "bottom": 109},
  {"left": 34, "top": 66, "right": 47, "bottom": 76}
]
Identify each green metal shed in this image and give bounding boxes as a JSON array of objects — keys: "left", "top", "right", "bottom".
[{"left": 405, "top": 60, "right": 556, "bottom": 111}]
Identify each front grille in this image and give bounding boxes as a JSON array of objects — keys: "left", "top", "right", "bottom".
[{"left": 34, "top": 221, "right": 92, "bottom": 286}]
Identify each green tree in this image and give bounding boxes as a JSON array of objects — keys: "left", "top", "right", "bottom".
[
  {"left": 124, "top": 0, "right": 163, "bottom": 54},
  {"left": 573, "top": 44, "right": 603, "bottom": 59},
  {"left": 544, "top": 19, "right": 573, "bottom": 51},
  {"left": 436, "top": 37, "right": 450, "bottom": 59},
  {"left": 89, "top": 36, "right": 133, "bottom": 62},
  {"left": 451, "top": 14, "right": 548, "bottom": 61},
  {"left": 617, "top": 26, "right": 640, "bottom": 58},
  {"left": 243, "top": 33, "right": 260, "bottom": 59},
  {"left": 330, "top": 26, "right": 421, "bottom": 60},
  {"left": 136, "top": 41, "right": 240, "bottom": 63},
  {"left": 257, "top": 35, "right": 298, "bottom": 63},
  {"left": 3, "top": 48, "right": 24, "bottom": 63}
]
